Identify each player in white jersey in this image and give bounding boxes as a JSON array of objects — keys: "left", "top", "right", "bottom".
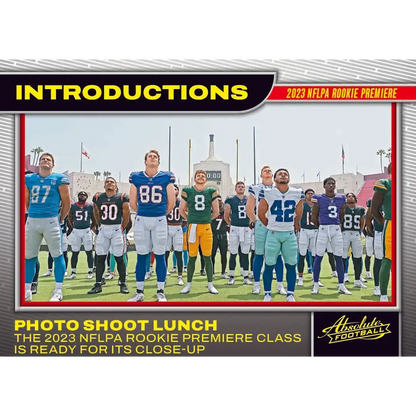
[
  {"left": 258, "top": 168, "right": 304, "bottom": 302},
  {"left": 246, "top": 166, "right": 285, "bottom": 296}
]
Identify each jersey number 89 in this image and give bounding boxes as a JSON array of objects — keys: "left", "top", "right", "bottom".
[
  {"left": 139, "top": 185, "right": 163, "bottom": 204},
  {"left": 271, "top": 200, "right": 296, "bottom": 222}
]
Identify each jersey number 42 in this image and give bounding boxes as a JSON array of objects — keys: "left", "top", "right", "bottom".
[{"left": 271, "top": 200, "right": 296, "bottom": 222}]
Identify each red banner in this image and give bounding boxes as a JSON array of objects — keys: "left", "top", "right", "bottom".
[{"left": 267, "top": 85, "right": 416, "bottom": 101}]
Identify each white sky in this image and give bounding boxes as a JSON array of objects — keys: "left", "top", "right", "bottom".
[{"left": 25, "top": 103, "right": 391, "bottom": 185}]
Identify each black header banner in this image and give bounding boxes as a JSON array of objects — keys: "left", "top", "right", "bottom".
[{"left": 0, "top": 73, "right": 276, "bottom": 112}]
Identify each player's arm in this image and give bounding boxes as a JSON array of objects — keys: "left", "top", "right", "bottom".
[
  {"left": 211, "top": 197, "right": 219, "bottom": 220},
  {"left": 129, "top": 184, "right": 138, "bottom": 213},
  {"left": 360, "top": 211, "right": 365, "bottom": 230},
  {"left": 93, "top": 203, "right": 101, "bottom": 228},
  {"left": 371, "top": 191, "right": 385, "bottom": 226},
  {"left": 365, "top": 207, "right": 374, "bottom": 237},
  {"left": 66, "top": 219, "right": 73, "bottom": 236},
  {"left": 58, "top": 184, "right": 71, "bottom": 223},
  {"left": 339, "top": 204, "right": 345, "bottom": 226},
  {"left": 224, "top": 202, "right": 231, "bottom": 226},
  {"left": 121, "top": 201, "right": 130, "bottom": 230},
  {"left": 258, "top": 198, "right": 268, "bottom": 227},
  {"left": 246, "top": 194, "right": 257, "bottom": 224},
  {"left": 166, "top": 183, "right": 176, "bottom": 215},
  {"left": 294, "top": 200, "right": 304, "bottom": 232},
  {"left": 125, "top": 216, "right": 133, "bottom": 234},
  {"left": 312, "top": 203, "right": 320, "bottom": 228},
  {"left": 179, "top": 199, "right": 188, "bottom": 220},
  {"left": 25, "top": 185, "right": 30, "bottom": 211},
  {"left": 90, "top": 208, "right": 97, "bottom": 230}
]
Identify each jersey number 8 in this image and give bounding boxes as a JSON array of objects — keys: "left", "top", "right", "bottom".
[
  {"left": 195, "top": 195, "right": 205, "bottom": 211},
  {"left": 238, "top": 205, "right": 247, "bottom": 219},
  {"left": 139, "top": 185, "right": 163, "bottom": 204},
  {"left": 271, "top": 200, "right": 296, "bottom": 222}
]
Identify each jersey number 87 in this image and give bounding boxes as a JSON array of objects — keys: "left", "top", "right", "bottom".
[{"left": 31, "top": 185, "right": 51, "bottom": 203}]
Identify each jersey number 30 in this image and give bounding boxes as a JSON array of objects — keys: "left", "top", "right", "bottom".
[{"left": 271, "top": 200, "right": 296, "bottom": 222}]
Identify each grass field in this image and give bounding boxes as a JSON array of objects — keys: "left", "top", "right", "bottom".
[{"left": 31, "top": 251, "right": 391, "bottom": 302}]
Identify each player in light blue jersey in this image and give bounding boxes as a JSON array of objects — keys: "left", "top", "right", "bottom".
[
  {"left": 25, "top": 153, "right": 71, "bottom": 302},
  {"left": 128, "top": 149, "right": 176, "bottom": 302},
  {"left": 246, "top": 166, "right": 285, "bottom": 296}
]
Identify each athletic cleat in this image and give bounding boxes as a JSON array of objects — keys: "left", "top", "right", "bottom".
[
  {"left": 380, "top": 295, "right": 389, "bottom": 302},
  {"left": 252, "top": 283, "right": 261, "bottom": 295},
  {"left": 221, "top": 273, "right": 228, "bottom": 279},
  {"left": 180, "top": 285, "right": 191, "bottom": 294},
  {"left": 128, "top": 291, "right": 144, "bottom": 302},
  {"left": 183, "top": 266, "right": 187, "bottom": 273},
  {"left": 106, "top": 272, "right": 115, "bottom": 280},
  {"left": 318, "top": 280, "right": 324, "bottom": 287},
  {"left": 311, "top": 282, "right": 320, "bottom": 294},
  {"left": 277, "top": 285, "right": 287, "bottom": 295},
  {"left": 31, "top": 282, "right": 38, "bottom": 294},
  {"left": 344, "top": 273, "right": 349, "bottom": 283},
  {"left": 67, "top": 272, "right": 77, "bottom": 280},
  {"left": 228, "top": 277, "right": 235, "bottom": 285},
  {"left": 243, "top": 278, "right": 253, "bottom": 285},
  {"left": 25, "top": 289, "right": 32, "bottom": 301},
  {"left": 87, "top": 283, "right": 102, "bottom": 294},
  {"left": 331, "top": 271, "right": 338, "bottom": 278},
  {"left": 286, "top": 294, "right": 296, "bottom": 302},
  {"left": 200, "top": 270, "right": 206, "bottom": 276},
  {"left": 42, "top": 270, "right": 52, "bottom": 277},
  {"left": 366, "top": 271, "right": 373, "bottom": 279},
  {"left": 92, "top": 266, "right": 96, "bottom": 273},
  {"left": 208, "top": 283, "right": 218, "bottom": 294},
  {"left": 156, "top": 291, "right": 167, "bottom": 302},
  {"left": 338, "top": 284, "right": 352, "bottom": 295},
  {"left": 249, "top": 272, "right": 254, "bottom": 279},
  {"left": 354, "top": 280, "right": 367, "bottom": 289},
  {"left": 145, "top": 271, "right": 151, "bottom": 280},
  {"left": 297, "top": 278, "right": 304, "bottom": 287},
  {"left": 50, "top": 289, "right": 63, "bottom": 302},
  {"left": 177, "top": 276, "right": 184, "bottom": 286},
  {"left": 101, "top": 278, "right": 106, "bottom": 286},
  {"left": 307, "top": 267, "right": 313, "bottom": 274},
  {"left": 360, "top": 275, "right": 367, "bottom": 283},
  {"left": 170, "top": 267, "right": 177, "bottom": 273},
  {"left": 263, "top": 293, "right": 272, "bottom": 302},
  {"left": 87, "top": 272, "right": 94, "bottom": 279},
  {"left": 166, "top": 271, "right": 171, "bottom": 276},
  {"left": 374, "top": 286, "right": 381, "bottom": 296},
  {"left": 212, "top": 274, "right": 215, "bottom": 280},
  {"left": 64, "top": 272, "right": 68, "bottom": 277},
  {"left": 119, "top": 284, "right": 129, "bottom": 294}
]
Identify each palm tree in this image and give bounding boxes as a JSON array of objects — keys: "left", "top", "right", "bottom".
[
  {"left": 376, "top": 149, "right": 386, "bottom": 172},
  {"left": 31, "top": 147, "right": 44, "bottom": 165},
  {"left": 385, "top": 147, "right": 391, "bottom": 163},
  {"left": 103, "top": 171, "right": 111, "bottom": 179},
  {"left": 93, "top": 171, "right": 101, "bottom": 180}
]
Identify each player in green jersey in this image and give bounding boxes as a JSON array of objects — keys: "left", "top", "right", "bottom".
[
  {"left": 179, "top": 170, "right": 219, "bottom": 294},
  {"left": 372, "top": 162, "right": 392, "bottom": 301}
]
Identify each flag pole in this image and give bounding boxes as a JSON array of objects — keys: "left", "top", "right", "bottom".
[
  {"left": 80, "top": 142, "right": 83, "bottom": 173},
  {"left": 168, "top": 126, "right": 172, "bottom": 172},
  {"left": 188, "top": 139, "right": 191, "bottom": 185},
  {"left": 236, "top": 138, "right": 239, "bottom": 182},
  {"left": 253, "top": 127, "right": 256, "bottom": 184}
]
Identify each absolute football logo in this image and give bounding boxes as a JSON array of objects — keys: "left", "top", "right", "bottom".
[
  {"left": 318, "top": 315, "right": 391, "bottom": 344},
  {"left": 314, "top": 312, "right": 399, "bottom": 356}
]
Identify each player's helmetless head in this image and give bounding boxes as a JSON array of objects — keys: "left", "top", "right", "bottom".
[
  {"left": 39, "top": 153, "right": 54, "bottom": 169},
  {"left": 144, "top": 150, "right": 161, "bottom": 167},
  {"left": 194, "top": 170, "right": 207, "bottom": 184},
  {"left": 104, "top": 177, "right": 117, "bottom": 191},
  {"left": 174, "top": 184, "right": 179, "bottom": 197},
  {"left": 235, "top": 181, "right": 245, "bottom": 195},
  {"left": 305, "top": 188, "right": 314, "bottom": 201},
  {"left": 274, "top": 168, "right": 290, "bottom": 184},
  {"left": 346, "top": 192, "right": 357, "bottom": 203},
  {"left": 78, "top": 191, "right": 88, "bottom": 202},
  {"left": 323, "top": 177, "right": 336, "bottom": 193},
  {"left": 260, "top": 166, "right": 272, "bottom": 179}
]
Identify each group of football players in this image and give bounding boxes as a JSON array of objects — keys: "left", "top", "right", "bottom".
[{"left": 24, "top": 150, "right": 392, "bottom": 302}]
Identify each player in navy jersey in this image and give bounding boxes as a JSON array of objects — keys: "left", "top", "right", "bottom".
[
  {"left": 25, "top": 153, "right": 71, "bottom": 301},
  {"left": 128, "top": 149, "right": 176, "bottom": 302},
  {"left": 224, "top": 182, "right": 252, "bottom": 285},
  {"left": 67, "top": 191, "right": 96, "bottom": 280},
  {"left": 87, "top": 177, "right": 131, "bottom": 295},
  {"left": 246, "top": 166, "right": 285, "bottom": 295},
  {"left": 165, "top": 184, "right": 184, "bottom": 286},
  {"left": 311, "top": 177, "right": 351, "bottom": 295}
]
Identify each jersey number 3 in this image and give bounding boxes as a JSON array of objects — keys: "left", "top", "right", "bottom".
[{"left": 271, "top": 200, "right": 296, "bottom": 222}]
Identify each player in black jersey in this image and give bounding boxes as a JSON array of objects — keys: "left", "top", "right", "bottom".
[
  {"left": 211, "top": 196, "right": 228, "bottom": 278},
  {"left": 88, "top": 177, "right": 131, "bottom": 295}
]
